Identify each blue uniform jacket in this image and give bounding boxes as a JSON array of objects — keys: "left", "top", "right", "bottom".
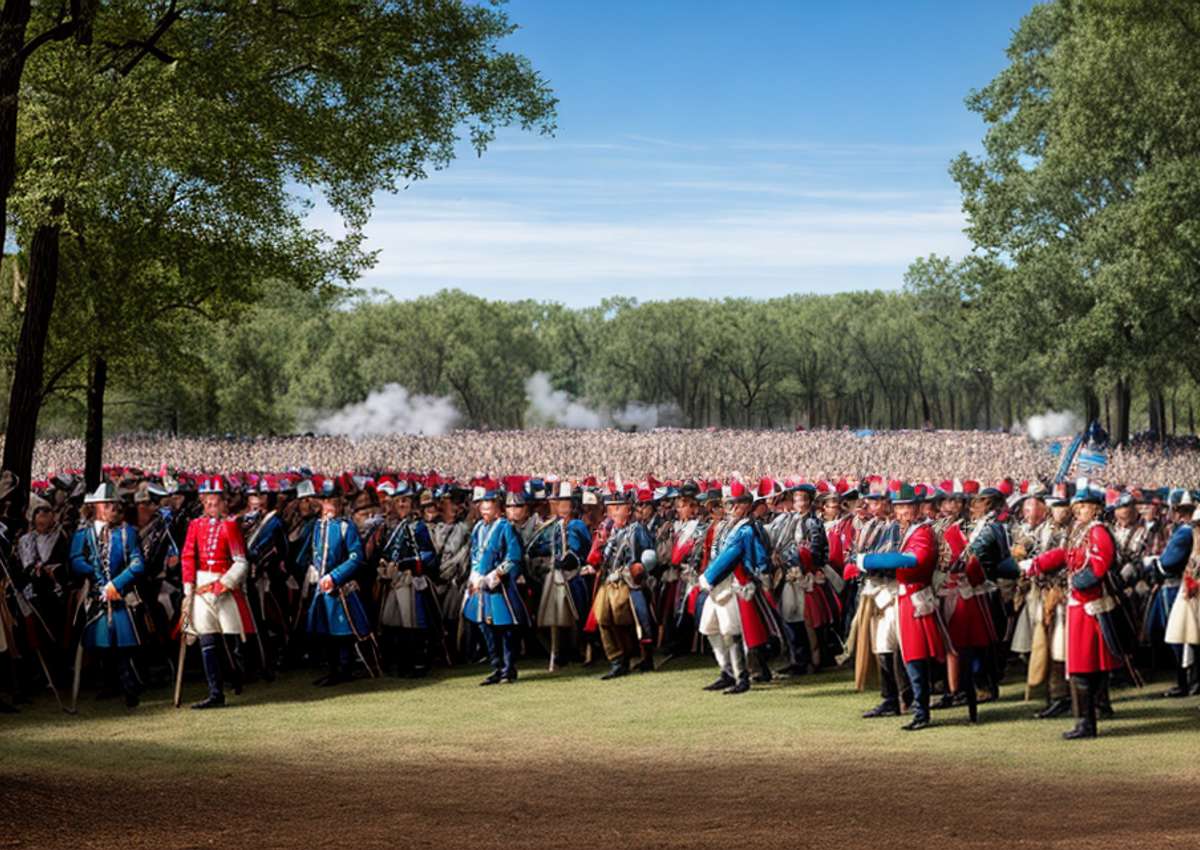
[
  {"left": 464, "top": 518, "right": 529, "bottom": 627},
  {"left": 1149, "top": 523, "right": 1193, "bottom": 639},
  {"left": 531, "top": 517, "right": 592, "bottom": 568},
  {"left": 382, "top": 518, "right": 440, "bottom": 577},
  {"left": 302, "top": 517, "right": 369, "bottom": 637},
  {"left": 70, "top": 523, "right": 145, "bottom": 649},
  {"left": 703, "top": 520, "right": 769, "bottom": 587}
]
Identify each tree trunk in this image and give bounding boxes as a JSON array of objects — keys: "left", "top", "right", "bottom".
[
  {"left": 1113, "top": 378, "right": 1132, "bottom": 446},
  {"left": 85, "top": 353, "right": 107, "bottom": 488},
  {"left": 1, "top": 204, "right": 62, "bottom": 518},
  {"left": 0, "top": 0, "right": 33, "bottom": 262}
]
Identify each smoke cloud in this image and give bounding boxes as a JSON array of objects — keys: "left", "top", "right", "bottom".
[
  {"left": 311, "top": 384, "right": 460, "bottom": 437},
  {"left": 1015, "top": 410, "right": 1084, "bottom": 441},
  {"left": 524, "top": 372, "right": 677, "bottom": 430}
]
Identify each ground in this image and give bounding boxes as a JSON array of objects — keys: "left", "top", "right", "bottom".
[{"left": 1, "top": 656, "right": 1198, "bottom": 850}]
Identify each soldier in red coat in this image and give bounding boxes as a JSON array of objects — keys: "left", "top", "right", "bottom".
[
  {"left": 1021, "top": 480, "right": 1122, "bottom": 740},
  {"left": 855, "top": 482, "right": 946, "bottom": 731},
  {"left": 180, "top": 477, "right": 255, "bottom": 709}
]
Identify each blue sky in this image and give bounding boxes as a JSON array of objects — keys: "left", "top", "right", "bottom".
[{"left": 331, "top": 0, "right": 1038, "bottom": 306}]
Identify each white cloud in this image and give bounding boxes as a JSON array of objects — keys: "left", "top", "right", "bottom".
[{"left": 303, "top": 134, "right": 973, "bottom": 304}]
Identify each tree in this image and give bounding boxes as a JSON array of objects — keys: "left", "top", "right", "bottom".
[
  {"left": 950, "top": 0, "right": 1200, "bottom": 443},
  {"left": 2, "top": 0, "right": 556, "bottom": 505}
]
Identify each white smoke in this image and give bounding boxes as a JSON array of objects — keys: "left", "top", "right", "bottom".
[
  {"left": 312, "top": 384, "right": 460, "bottom": 437},
  {"left": 1015, "top": 410, "right": 1084, "bottom": 441},
  {"left": 524, "top": 372, "right": 605, "bottom": 429},
  {"left": 524, "top": 372, "right": 676, "bottom": 430}
]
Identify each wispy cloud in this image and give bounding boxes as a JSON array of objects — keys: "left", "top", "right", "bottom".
[{"left": 306, "top": 133, "right": 971, "bottom": 304}]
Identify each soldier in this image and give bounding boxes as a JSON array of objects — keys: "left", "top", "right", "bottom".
[
  {"left": 300, "top": 479, "right": 370, "bottom": 687},
  {"left": 794, "top": 481, "right": 836, "bottom": 668},
  {"left": 462, "top": 484, "right": 527, "bottom": 685},
  {"left": 698, "top": 480, "right": 770, "bottom": 695},
  {"left": 661, "top": 481, "right": 708, "bottom": 661},
  {"left": 586, "top": 487, "right": 656, "bottom": 680},
  {"left": 377, "top": 481, "right": 441, "bottom": 677},
  {"left": 69, "top": 483, "right": 146, "bottom": 708},
  {"left": 179, "top": 477, "right": 255, "bottom": 709},
  {"left": 430, "top": 484, "right": 471, "bottom": 654},
  {"left": 1010, "top": 481, "right": 1072, "bottom": 716},
  {"left": 958, "top": 483, "right": 1015, "bottom": 704},
  {"left": 1021, "top": 480, "right": 1124, "bottom": 740},
  {"left": 1163, "top": 510, "right": 1200, "bottom": 699},
  {"left": 853, "top": 479, "right": 908, "bottom": 718},
  {"left": 855, "top": 482, "right": 945, "bottom": 730},
  {"left": 239, "top": 477, "right": 290, "bottom": 680},
  {"left": 1154, "top": 489, "right": 1197, "bottom": 696},
  {"left": 531, "top": 481, "right": 592, "bottom": 670}
]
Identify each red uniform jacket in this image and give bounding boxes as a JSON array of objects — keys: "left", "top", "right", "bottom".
[
  {"left": 861, "top": 522, "right": 946, "bottom": 664},
  {"left": 1029, "top": 522, "right": 1120, "bottom": 675}
]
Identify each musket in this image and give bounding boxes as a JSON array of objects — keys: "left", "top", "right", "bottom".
[{"left": 335, "top": 585, "right": 381, "bottom": 678}]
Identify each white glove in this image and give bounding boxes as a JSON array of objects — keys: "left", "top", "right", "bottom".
[
  {"left": 1120, "top": 563, "right": 1138, "bottom": 583},
  {"left": 855, "top": 554, "right": 866, "bottom": 572},
  {"left": 183, "top": 582, "right": 195, "bottom": 597},
  {"left": 485, "top": 570, "right": 502, "bottom": 590},
  {"left": 468, "top": 573, "right": 483, "bottom": 591},
  {"left": 1143, "top": 555, "right": 1159, "bottom": 570},
  {"left": 1017, "top": 558, "right": 1033, "bottom": 574},
  {"left": 699, "top": 575, "right": 712, "bottom": 592}
]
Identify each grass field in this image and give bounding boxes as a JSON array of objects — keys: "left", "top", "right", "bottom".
[{"left": 2, "top": 656, "right": 1198, "bottom": 849}]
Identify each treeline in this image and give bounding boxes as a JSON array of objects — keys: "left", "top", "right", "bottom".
[{"left": 18, "top": 277, "right": 1200, "bottom": 439}]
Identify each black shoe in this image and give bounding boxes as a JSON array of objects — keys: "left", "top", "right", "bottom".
[
  {"left": 232, "top": 681, "right": 244, "bottom": 696},
  {"left": 773, "top": 664, "right": 808, "bottom": 677},
  {"left": 932, "top": 692, "right": 958, "bottom": 711},
  {"left": 262, "top": 668, "right": 276, "bottom": 683},
  {"left": 1098, "top": 703, "right": 1114, "bottom": 719},
  {"left": 901, "top": 716, "right": 931, "bottom": 731},
  {"left": 723, "top": 679, "right": 751, "bottom": 695},
  {"left": 1035, "top": 698, "right": 1071, "bottom": 719},
  {"left": 0, "top": 700, "right": 16, "bottom": 714},
  {"left": 703, "top": 675, "right": 735, "bottom": 692},
  {"left": 1062, "top": 724, "right": 1097, "bottom": 740},
  {"left": 862, "top": 703, "right": 900, "bottom": 718},
  {"left": 600, "top": 661, "right": 629, "bottom": 680},
  {"left": 498, "top": 677, "right": 517, "bottom": 685},
  {"left": 191, "top": 695, "right": 226, "bottom": 710},
  {"left": 1162, "top": 685, "right": 1189, "bottom": 698},
  {"left": 636, "top": 658, "right": 654, "bottom": 673},
  {"left": 479, "top": 675, "right": 502, "bottom": 686},
  {"left": 753, "top": 670, "right": 774, "bottom": 684},
  {"left": 125, "top": 692, "right": 140, "bottom": 709}
]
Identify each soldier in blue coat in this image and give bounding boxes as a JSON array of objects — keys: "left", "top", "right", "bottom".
[
  {"left": 530, "top": 481, "right": 593, "bottom": 669},
  {"left": 69, "top": 482, "right": 146, "bottom": 707},
  {"left": 463, "top": 485, "right": 528, "bottom": 684},
  {"left": 377, "top": 481, "right": 441, "bottom": 677},
  {"left": 300, "top": 479, "right": 370, "bottom": 686},
  {"left": 1146, "top": 489, "right": 1196, "bottom": 696}
]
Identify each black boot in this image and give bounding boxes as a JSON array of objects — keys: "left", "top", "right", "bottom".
[
  {"left": 966, "top": 685, "right": 978, "bottom": 724},
  {"left": 117, "top": 651, "right": 141, "bottom": 709},
  {"left": 1189, "top": 664, "right": 1200, "bottom": 696},
  {"left": 198, "top": 636, "right": 226, "bottom": 706},
  {"left": 723, "top": 675, "right": 751, "bottom": 695},
  {"left": 703, "top": 673, "right": 735, "bottom": 691},
  {"left": 1163, "top": 665, "right": 1189, "bottom": 698},
  {"left": 600, "top": 659, "right": 629, "bottom": 680},
  {"left": 752, "top": 648, "right": 773, "bottom": 683},
  {"left": 1035, "top": 697, "right": 1071, "bottom": 719},
  {"left": 862, "top": 702, "right": 900, "bottom": 718},
  {"left": 1063, "top": 676, "right": 1098, "bottom": 740}
]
